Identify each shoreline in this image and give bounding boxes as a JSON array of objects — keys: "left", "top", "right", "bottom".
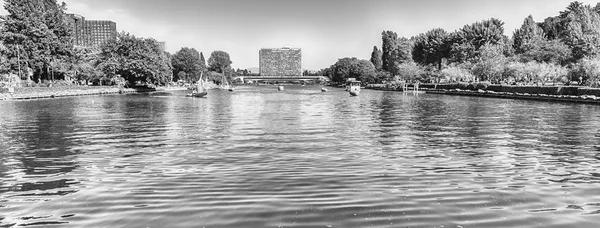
[
  {"left": 425, "top": 89, "right": 600, "bottom": 104},
  {"left": 365, "top": 83, "right": 600, "bottom": 104},
  {"left": 1, "top": 86, "right": 138, "bottom": 101},
  {"left": 0, "top": 85, "right": 215, "bottom": 101}
]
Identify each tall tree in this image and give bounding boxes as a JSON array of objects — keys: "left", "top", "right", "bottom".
[
  {"left": 513, "top": 15, "right": 546, "bottom": 54},
  {"left": 381, "top": 31, "right": 399, "bottom": 73},
  {"left": 171, "top": 47, "right": 202, "bottom": 82},
  {"left": 370, "top": 46, "right": 383, "bottom": 71},
  {"left": 381, "top": 31, "right": 413, "bottom": 74},
  {"left": 0, "top": 0, "right": 74, "bottom": 82},
  {"left": 412, "top": 28, "right": 450, "bottom": 70},
  {"left": 207, "top": 50, "right": 232, "bottom": 73},
  {"left": 449, "top": 18, "right": 506, "bottom": 63},
  {"left": 540, "top": 2, "right": 600, "bottom": 62}
]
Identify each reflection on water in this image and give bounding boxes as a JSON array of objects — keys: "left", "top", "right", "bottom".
[{"left": 1, "top": 85, "right": 600, "bottom": 227}]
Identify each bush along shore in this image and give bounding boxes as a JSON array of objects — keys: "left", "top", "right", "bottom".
[
  {"left": 0, "top": 86, "right": 139, "bottom": 101},
  {"left": 366, "top": 82, "right": 600, "bottom": 104}
]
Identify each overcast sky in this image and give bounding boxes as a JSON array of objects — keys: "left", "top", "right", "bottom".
[{"left": 1, "top": 0, "right": 598, "bottom": 70}]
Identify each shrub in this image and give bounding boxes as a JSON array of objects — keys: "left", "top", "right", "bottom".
[
  {"left": 394, "top": 62, "right": 425, "bottom": 82},
  {"left": 502, "top": 61, "right": 567, "bottom": 85},
  {"left": 569, "top": 57, "right": 600, "bottom": 87},
  {"left": 441, "top": 65, "right": 474, "bottom": 82}
]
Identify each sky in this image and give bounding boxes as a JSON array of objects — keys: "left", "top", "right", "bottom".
[{"left": 1, "top": 0, "right": 599, "bottom": 70}]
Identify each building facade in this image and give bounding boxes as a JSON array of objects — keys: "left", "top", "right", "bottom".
[
  {"left": 259, "top": 47, "right": 302, "bottom": 76},
  {"left": 66, "top": 14, "right": 117, "bottom": 47}
]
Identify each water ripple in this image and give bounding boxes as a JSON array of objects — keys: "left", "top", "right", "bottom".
[{"left": 1, "top": 86, "right": 600, "bottom": 227}]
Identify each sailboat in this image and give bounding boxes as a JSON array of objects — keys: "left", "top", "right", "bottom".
[
  {"left": 220, "top": 71, "right": 234, "bottom": 92},
  {"left": 186, "top": 72, "right": 208, "bottom": 98}
]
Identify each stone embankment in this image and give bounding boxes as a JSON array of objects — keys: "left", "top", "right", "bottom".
[
  {"left": 366, "top": 83, "right": 600, "bottom": 104},
  {"left": 0, "top": 86, "right": 137, "bottom": 101}
]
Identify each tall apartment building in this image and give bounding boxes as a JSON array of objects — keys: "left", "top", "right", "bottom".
[
  {"left": 259, "top": 47, "right": 302, "bottom": 76},
  {"left": 66, "top": 14, "right": 117, "bottom": 47}
]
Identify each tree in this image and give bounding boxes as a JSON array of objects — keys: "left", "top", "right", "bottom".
[
  {"left": 472, "top": 44, "right": 507, "bottom": 82},
  {"left": 381, "top": 31, "right": 398, "bottom": 73},
  {"left": 69, "top": 47, "right": 101, "bottom": 84},
  {"left": 97, "top": 32, "right": 172, "bottom": 86},
  {"left": 569, "top": 57, "right": 600, "bottom": 86},
  {"left": 0, "top": 0, "right": 74, "bottom": 82},
  {"left": 394, "top": 62, "right": 424, "bottom": 82},
  {"left": 513, "top": 15, "right": 546, "bottom": 54},
  {"left": 171, "top": 47, "right": 202, "bottom": 82},
  {"left": 540, "top": 2, "right": 600, "bottom": 62},
  {"left": 412, "top": 28, "right": 450, "bottom": 70},
  {"left": 207, "top": 50, "right": 232, "bottom": 73},
  {"left": 370, "top": 46, "right": 383, "bottom": 71},
  {"left": 519, "top": 39, "right": 572, "bottom": 65},
  {"left": 449, "top": 18, "right": 506, "bottom": 63},
  {"left": 330, "top": 57, "right": 376, "bottom": 83},
  {"left": 381, "top": 31, "right": 413, "bottom": 74}
]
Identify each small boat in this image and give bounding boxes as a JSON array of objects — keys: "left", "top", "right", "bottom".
[
  {"left": 321, "top": 88, "right": 328, "bottom": 92},
  {"left": 347, "top": 79, "right": 361, "bottom": 96},
  {"left": 186, "top": 73, "right": 208, "bottom": 98},
  {"left": 220, "top": 71, "right": 234, "bottom": 92},
  {"left": 278, "top": 85, "right": 284, "bottom": 91}
]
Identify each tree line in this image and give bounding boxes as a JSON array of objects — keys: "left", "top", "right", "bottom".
[
  {"left": 324, "top": 1, "right": 600, "bottom": 87},
  {"left": 0, "top": 0, "right": 236, "bottom": 87}
]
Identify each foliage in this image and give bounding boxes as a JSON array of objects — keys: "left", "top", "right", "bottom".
[
  {"left": 0, "top": 41, "right": 9, "bottom": 74},
  {"left": 171, "top": 47, "right": 203, "bottom": 82},
  {"left": 502, "top": 61, "right": 568, "bottom": 85},
  {"left": 68, "top": 47, "right": 101, "bottom": 83},
  {"left": 330, "top": 57, "right": 376, "bottom": 83},
  {"left": 412, "top": 28, "right": 450, "bottom": 70},
  {"left": 540, "top": 2, "right": 600, "bottom": 62},
  {"left": 518, "top": 39, "right": 572, "bottom": 65},
  {"left": 569, "top": 57, "right": 600, "bottom": 86},
  {"left": 370, "top": 46, "right": 383, "bottom": 71},
  {"left": 513, "top": 15, "right": 546, "bottom": 54},
  {"left": 394, "top": 62, "right": 424, "bottom": 82},
  {"left": 0, "top": 0, "right": 74, "bottom": 82},
  {"left": 449, "top": 18, "right": 506, "bottom": 63},
  {"left": 559, "top": 2, "right": 600, "bottom": 61},
  {"left": 381, "top": 31, "right": 413, "bottom": 74},
  {"left": 472, "top": 44, "right": 508, "bottom": 82},
  {"left": 97, "top": 32, "right": 172, "bottom": 86},
  {"left": 207, "top": 50, "right": 232, "bottom": 73},
  {"left": 440, "top": 65, "right": 474, "bottom": 82}
]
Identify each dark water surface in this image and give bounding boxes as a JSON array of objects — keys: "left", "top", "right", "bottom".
[{"left": 1, "top": 85, "right": 600, "bottom": 227}]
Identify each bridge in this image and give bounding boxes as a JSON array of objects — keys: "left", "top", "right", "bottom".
[{"left": 233, "top": 76, "right": 329, "bottom": 83}]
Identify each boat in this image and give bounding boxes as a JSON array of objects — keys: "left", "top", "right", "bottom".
[
  {"left": 220, "top": 71, "right": 234, "bottom": 91},
  {"left": 347, "top": 79, "right": 361, "bottom": 96},
  {"left": 186, "top": 73, "right": 208, "bottom": 98}
]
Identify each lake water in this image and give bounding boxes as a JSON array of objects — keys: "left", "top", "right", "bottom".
[{"left": 1, "top": 85, "right": 600, "bottom": 228}]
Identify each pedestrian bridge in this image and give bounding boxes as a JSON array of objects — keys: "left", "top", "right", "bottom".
[{"left": 233, "top": 76, "right": 328, "bottom": 83}]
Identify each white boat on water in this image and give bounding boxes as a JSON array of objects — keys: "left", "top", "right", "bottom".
[{"left": 347, "top": 79, "right": 361, "bottom": 96}]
